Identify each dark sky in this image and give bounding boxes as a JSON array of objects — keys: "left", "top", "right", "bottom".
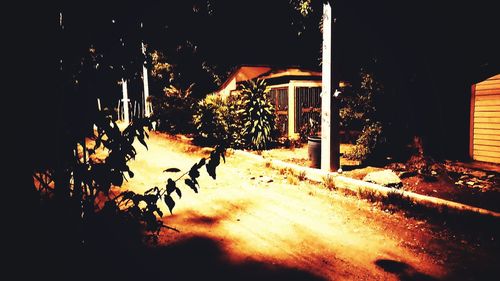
[
  {"left": 56, "top": 0, "right": 498, "bottom": 84},
  {"left": 23, "top": 0, "right": 500, "bottom": 160}
]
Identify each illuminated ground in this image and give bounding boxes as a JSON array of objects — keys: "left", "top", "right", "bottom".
[{"left": 121, "top": 131, "right": 499, "bottom": 281}]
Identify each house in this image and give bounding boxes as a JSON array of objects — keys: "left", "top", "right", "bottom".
[
  {"left": 216, "top": 65, "right": 322, "bottom": 138},
  {"left": 470, "top": 74, "right": 500, "bottom": 164}
]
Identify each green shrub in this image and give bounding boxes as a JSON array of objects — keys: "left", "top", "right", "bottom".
[
  {"left": 192, "top": 93, "right": 248, "bottom": 148},
  {"left": 192, "top": 79, "right": 278, "bottom": 150},
  {"left": 225, "top": 93, "right": 246, "bottom": 148},
  {"left": 344, "top": 121, "right": 383, "bottom": 162},
  {"left": 339, "top": 68, "right": 386, "bottom": 162},
  {"left": 240, "top": 79, "right": 278, "bottom": 150},
  {"left": 339, "top": 70, "right": 380, "bottom": 131},
  {"left": 192, "top": 94, "right": 229, "bottom": 146}
]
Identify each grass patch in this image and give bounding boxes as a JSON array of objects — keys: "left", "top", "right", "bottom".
[
  {"left": 357, "top": 188, "right": 380, "bottom": 202},
  {"left": 322, "top": 175, "right": 336, "bottom": 190},
  {"left": 297, "top": 170, "right": 307, "bottom": 181},
  {"left": 278, "top": 167, "right": 290, "bottom": 175},
  {"left": 286, "top": 175, "right": 300, "bottom": 185},
  {"left": 274, "top": 166, "right": 308, "bottom": 185}
]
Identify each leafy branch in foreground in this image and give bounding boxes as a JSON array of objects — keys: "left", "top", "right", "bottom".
[
  {"left": 33, "top": 109, "right": 225, "bottom": 243},
  {"left": 103, "top": 132, "right": 226, "bottom": 236}
]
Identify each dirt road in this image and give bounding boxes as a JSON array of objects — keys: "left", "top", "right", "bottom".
[{"left": 122, "top": 132, "right": 499, "bottom": 281}]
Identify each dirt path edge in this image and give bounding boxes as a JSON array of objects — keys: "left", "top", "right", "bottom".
[{"left": 233, "top": 149, "right": 500, "bottom": 218}]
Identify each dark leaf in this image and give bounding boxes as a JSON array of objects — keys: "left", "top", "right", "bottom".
[
  {"left": 163, "top": 168, "right": 181, "bottom": 173},
  {"left": 220, "top": 151, "right": 225, "bottom": 163},
  {"left": 166, "top": 179, "right": 176, "bottom": 195},
  {"left": 192, "top": 177, "right": 200, "bottom": 188},
  {"left": 156, "top": 208, "right": 163, "bottom": 218},
  {"left": 121, "top": 191, "right": 135, "bottom": 201},
  {"left": 164, "top": 194, "right": 175, "bottom": 214},
  {"left": 175, "top": 187, "right": 182, "bottom": 199},
  {"left": 132, "top": 194, "right": 143, "bottom": 205},
  {"left": 145, "top": 194, "right": 157, "bottom": 204},
  {"left": 197, "top": 158, "right": 206, "bottom": 169},
  {"left": 138, "top": 136, "right": 148, "bottom": 149},
  {"left": 206, "top": 162, "right": 216, "bottom": 180},
  {"left": 189, "top": 164, "right": 200, "bottom": 179},
  {"left": 184, "top": 178, "right": 198, "bottom": 193},
  {"left": 128, "top": 170, "right": 134, "bottom": 178}
]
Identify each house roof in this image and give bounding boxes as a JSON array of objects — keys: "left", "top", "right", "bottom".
[
  {"left": 217, "top": 65, "right": 321, "bottom": 93},
  {"left": 257, "top": 68, "right": 321, "bottom": 80},
  {"left": 217, "top": 65, "right": 272, "bottom": 92}
]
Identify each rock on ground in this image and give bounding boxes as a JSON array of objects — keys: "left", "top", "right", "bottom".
[{"left": 363, "top": 169, "right": 402, "bottom": 188}]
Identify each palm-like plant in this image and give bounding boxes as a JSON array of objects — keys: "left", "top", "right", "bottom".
[{"left": 240, "top": 79, "right": 277, "bottom": 150}]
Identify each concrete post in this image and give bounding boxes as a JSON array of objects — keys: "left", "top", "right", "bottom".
[
  {"left": 321, "top": 2, "right": 340, "bottom": 172},
  {"left": 121, "top": 78, "right": 130, "bottom": 124},
  {"left": 142, "top": 42, "right": 151, "bottom": 117}
]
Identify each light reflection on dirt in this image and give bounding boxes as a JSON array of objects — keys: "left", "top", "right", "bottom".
[{"left": 119, "top": 131, "right": 448, "bottom": 280}]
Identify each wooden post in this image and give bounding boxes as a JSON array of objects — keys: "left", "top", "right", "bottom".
[
  {"left": 142, "top": 42, "right": 151, "bottom": 117},
  {"left": 321, "top": 2, "right": 340, "bottom": 171},
  {"left": 121, "top": 78, "right": 130, "bottom": 124}
]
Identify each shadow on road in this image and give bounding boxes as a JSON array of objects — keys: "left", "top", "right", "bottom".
[
  {"left": 375, "top": 259, "right": 437, "bottom": 281},
  {"left": 27, "top": 197, "right": 326, "bottom": 281},
  {"left": 136, "top": 236, "right": 327, "bottom": 281}
]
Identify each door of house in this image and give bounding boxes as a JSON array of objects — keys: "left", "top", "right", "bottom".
[
  {"left": 269, "top": 87, "right": 289, "bottom": 136},
  {"left": 295, "top": 86, "right": 322, "bottom": 134}
]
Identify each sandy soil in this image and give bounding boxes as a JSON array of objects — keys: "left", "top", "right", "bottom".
[{"left": 121, "top": 131, "right": 499, "bottom": 281}]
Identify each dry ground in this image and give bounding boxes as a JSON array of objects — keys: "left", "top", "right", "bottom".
[{"left": 120, "top": 131, "right": 499, "bottom": 281}]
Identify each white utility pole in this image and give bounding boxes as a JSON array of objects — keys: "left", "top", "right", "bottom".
[
  {"left": 321, "top": 2, "right": 340, "bottom": 172},
  {"left": 121, "top": 78, "right": 130, "bottom": 124},
  {"left": 142, "top": 42, "right": 151, "bottom": 117}
]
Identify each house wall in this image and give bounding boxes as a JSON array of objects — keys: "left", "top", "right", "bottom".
[
  {"left": 219, "top": 77, "right": 237, "bottom": 98},
  {"left": 269, "top": 80, "right": 322, "bottom": 139},
  {"left": 471, "top": 74, "right": 500, "bottom": 163}
]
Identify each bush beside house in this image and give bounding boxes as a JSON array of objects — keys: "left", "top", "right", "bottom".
[{"left": 193, "top": 79, "right": 278, "bottom": 150}]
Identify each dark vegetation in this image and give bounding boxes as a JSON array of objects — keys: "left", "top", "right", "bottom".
[
  {"left": 338, "top": 68, "right": 386, "bottom": 163},
  {"left": 22, "top": 3, "right": 229, "bottom": 279},
  {"left": 150, "top": 85, "right": 197, "bottom": 134},
  {"left": 29, "top": 107, "right": 226, "bottom": 277}
]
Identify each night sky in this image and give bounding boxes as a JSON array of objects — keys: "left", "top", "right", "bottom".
[{"left": 51, "top": 0, "right": 499, "bottom": 90}]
